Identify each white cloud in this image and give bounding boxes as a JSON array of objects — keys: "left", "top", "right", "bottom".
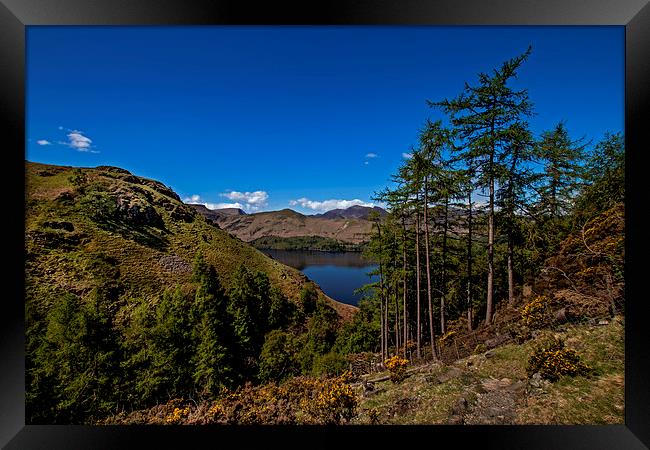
[
  {"left": 364, "top": 161, "right": 369, "bottom": 165},
  {"left": 36, "top": 139, "right": 51, "bottom": 145},
  {"left": 289, "top": 197, "right": 375, "bottom": 212},
  {"left": 59, "top": 129, "right": 99, "bottom": 153},
  {"left": 183, "top": 194, "right": 245, "bottom": 211},
  {"left": 67, "top": 131, "right": 92, "bottom": 150},
  {"left": 402, "top": 152, "right": 413, "bottom": 159},
  {"left": 365, "top": 152, "right": 378, "bottom": 158},
  {"left": 184, "top": 191, "right": 268, "bottom": 212},
  {"left": 221, "top": 190, "right": 269, "bottom": 210}
]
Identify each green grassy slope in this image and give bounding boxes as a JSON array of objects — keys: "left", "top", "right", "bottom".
[
  {"left": 352, "top": 317, "right": 624, "bottom": 425},
  {"left": 25, "top": 161, "right": 356, "bottom": 322}
]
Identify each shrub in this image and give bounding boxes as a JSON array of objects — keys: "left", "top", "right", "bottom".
[
  {"left": 526, "top": 337, "right": 591, "bottom": 382},
  {"left": 258, "top": 330, "right": 301, "bottom": 383},
  {"left": 107, "top": 373, "right": 359, "bottom": 425},
  {"left": 438, "top": 330, "right": 457, "bottom": 346},
  {"left": 367, "top": 408, "right": 380, "bottom": 425},
  {"left": 312, "top": 351, "right": 348, "bottom": 377},
  {"left": 521, "top": 295, "right": 553, "bottom": 329},
  {"left": 384, "top": 355, "right": 409, "bottom": 383},
  {"left": 68, "top": 168, "right": 88, "bottom": 190}
]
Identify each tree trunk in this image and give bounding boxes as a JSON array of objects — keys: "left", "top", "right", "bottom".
[
  {"left": 402, "top": 216, "right": 408, "bottom": 358},
  {"left": 379, "top": 295, "right": 384, "bottom": 360},
  {"left": 507, "top": 236, "right": 515, "bottom": 305},
  {"left": 441, "top": 195, "right": 449, "bottom": 334},
  {"left": 467, "top": 190, "right": 473, "bottom": 331},
  {"left": 394, "top": 282, "right": 400, "bottom": 357},
  {"left": 486, "top": 111, "right": 496, "bottom": 327},
  {"left": 376, "top": 220, "right": 386, "bottom": 361},
  {"left": 424, "top": 176, "right": 437, "bottom": 359},
  {"left": 415, "top": 205, "right": 422, "bottom": 358}
]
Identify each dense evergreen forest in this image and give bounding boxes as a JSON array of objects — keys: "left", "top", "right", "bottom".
[{"left": 25, "top": 47, "right": 624, "bottom": 425}]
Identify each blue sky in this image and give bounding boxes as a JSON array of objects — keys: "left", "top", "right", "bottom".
[{"left": 26, "top": 26, "right": 623, "bottom": 214}]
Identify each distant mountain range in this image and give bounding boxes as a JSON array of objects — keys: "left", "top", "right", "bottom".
[
  {"left": 312, "top": 205, "right": 388, "bottom": 220},
  {"left": 188, "top": 204, "right": 387, "bottom": 245}
]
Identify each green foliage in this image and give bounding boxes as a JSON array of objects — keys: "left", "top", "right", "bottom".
[
  {"left": 258, "top": 330, "right": 301, "bottom": 383},
  {"left": 312, "top": 351, "right": 348, "bottom": 377},
  {"left": 574, "top": 132, "right": 624, "bottom": 224},
  {"left": 298, "top": 300, "right": 340, "bottom": 374},
  {"left": 28, "top": 290, "right": 120, "bottom": 423},
  {"left": 79, "top": 189, "right": 119, "bottom": 223},
  {"left": 192, "top": 254, "right": 236, "bottom": 396},
  {"left": 299, "top": 283, "right": 318, "bottom": 316},
  {"left": 251, "top": 235, "right": 364, "bottom": 252},
  {"left": 68, "top": 168, "right": 88, "bottom": 190},
  {"left": 267, "top": 287, "right": 297, "bottom": 330},
  {"left": 227, "top": 265, "right": 277, "bottom": 378},
  {"left": 334, "top": 297, "right": 379, "bottom": 355}
]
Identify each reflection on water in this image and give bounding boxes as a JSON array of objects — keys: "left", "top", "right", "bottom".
[{"left": 262, "top": 249, "right": 378, "bottom": 306}]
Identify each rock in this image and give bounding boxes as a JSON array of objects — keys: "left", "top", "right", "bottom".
[
  {"left": 527, "top": 372, "right": 550, "bottom": 392},
  {"left": 554, "top": 308, "right": 568, "bottom": 323},
  {"left": 427, "top": 367, "right": 463, "bottom": 385},
  {"left": 43, "top": 221, "right": 74, "bottom": 232},
  {"left": 484, "top": 350, "right": 496, "bottom": 359},
  {"left": 170, "top": 205, "right": 195, "bottom": 222},
  {"left": 506, "top": 381, "right": 525, "bottom": 393},
  {"left": 451, "top": 397, "right": 468, "bottom": 415},
  {"left": 598, "top": 319, "right": 610, "bottom": 326},
  {"left": 388, "top": 397, "right": 419, "bottom": 417},
  {"left": 116, "top": 193, "right": 163, "bottom": 227},
  {"left": 485, "top": 333, "right": 512, "bottom": 349},
  {"left": 55, "top": 191, "right": 75, "bottom": 202},
  {"left": 447, "top": 415, "right": 464, "bottom": 425},
  {"left": 96, "top": 165, "right": 131, "bottom": 174},
  {"left": 158, "top": 255, "right": 191, "bottom": 274}
]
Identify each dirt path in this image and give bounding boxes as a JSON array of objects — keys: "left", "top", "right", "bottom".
[{"left": 460, "top": 377, "right": 526, "bottom": 425}]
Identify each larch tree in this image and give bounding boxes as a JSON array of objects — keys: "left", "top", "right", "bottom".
[{"left": 432, "top": 47, "right": 534, "bottom": 326}]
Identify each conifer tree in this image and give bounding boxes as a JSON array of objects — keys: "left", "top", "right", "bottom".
[
  {"left": 432, "top": 47, "right": 533, "bottom": 325},
  {"left": 192, "top": 253, "right": 235, "bottom": 396},
  {"left": 496, "top": 121, "right": 536, "bottom": 304}
]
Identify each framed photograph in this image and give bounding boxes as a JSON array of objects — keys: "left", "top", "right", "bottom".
[{"left": 2, "top": 0, "right": 649, "bottom": 448}]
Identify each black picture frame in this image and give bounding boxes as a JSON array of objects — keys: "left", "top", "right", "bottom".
[{"left": 2, "top": 1, "right": 648, "bottom": 448}]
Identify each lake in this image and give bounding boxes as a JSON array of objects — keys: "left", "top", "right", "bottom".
[{"left": 261, "top": 249, "right": 378, "bottom": 306}]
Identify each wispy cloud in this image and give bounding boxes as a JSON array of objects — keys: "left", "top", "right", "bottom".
[
  {"left": 50, "top": 128, "right": 99, "bottom": 153},
  {"left": 289, "top": 197, "right": 374, "bottom": 212},
  {"left": 402, "top": 152, "right": 413, "bottom": 159},
  {"left": 365, "top": 152, "right": 378, "bottom": 158},
  {"left": 65, "top": 130, "right": 95, "bottom": 152},
  {"left": 36, "top": 139, "right": 51, "bottom": 146}
]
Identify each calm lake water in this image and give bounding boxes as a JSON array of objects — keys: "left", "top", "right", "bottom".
[{"left": 261, "top": 250, "right": 378, "bottom": 306}]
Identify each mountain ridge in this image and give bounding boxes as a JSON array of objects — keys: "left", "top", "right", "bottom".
[{"left": 188, "top": 204, "right": 385, "bottom": 245}]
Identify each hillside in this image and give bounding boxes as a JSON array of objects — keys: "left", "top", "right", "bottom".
[
  {"left": 103, "top": 311, "right": 624, "bottom": 426},
  {"left": 189, "top": 204, "right": 376, "bottom": 245},
  {"left": 350, "top": 316, "right": 624, "bottom": 425},
  {"left": 25, "top": 162, "right": 356, "bottom": 320},
  {"left": 313, "top": 205, "right": 388, "bottom": 220}
]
